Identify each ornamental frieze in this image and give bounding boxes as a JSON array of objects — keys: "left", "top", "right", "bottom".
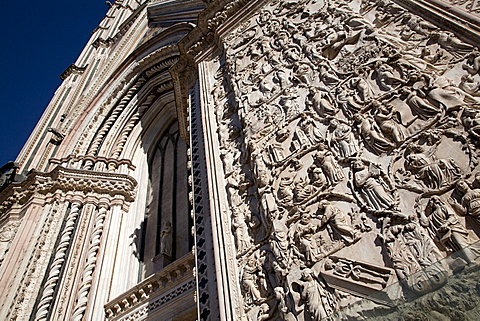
[{"left": 198, "top": 0, "right": 480, "bottom": 319}]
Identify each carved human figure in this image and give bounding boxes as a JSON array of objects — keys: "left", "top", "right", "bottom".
[
  {"left": 274, "top": 287, "right": 289, "bottom": 320},
  {"left": 421, "top": 196, "right": 473, "bottom": 255},
  {"left": 406, "top": 147, "right": 444, "bottom": 189},
  {"left": 373, "top": 102, "right": 408, "bottom": 145},
  {"left": 307, "top": 87, "right": 339, "bottom": 116},
  {"left": 400, "top": 87, "right": 441, "bottom": 120},
  {"left": 317, "top": 200, "right": 356, "bottom": 244},
  {"left": 375, "top": 63, "right": 404, "bottom": 91},
  {"left": 354, "top": 114, "right": 395, "bottom": 154},
  {"left": 270, "top": 214, "right": 291, "bottom": 272},
  {"left": 352, "top": 160, "right": 395, "bottom": 211},
  {"left": 232, "top": 209, "right": 252, "bottom": 253},
  {"left": 451, "top": 180, "right": 480, "bottom": 224},
  {"left": 349, "top": 69, "right": 373, "bottom": 103},
  {"left": 328, "top": 119, "right": 358, "bottom": 158},
  {"left": 257, "top": 303, "right": 270, "bottom": 321},
  {"left": 295, "top": 213, "right": 321, "bottom": 262},
  {"left": 313, "top": 143, "right": 345, "bottom": 185},
  {"left": 459, "top": 75, "right": 480, "bottom": 97},
  {"left": 299, "top": 268, "right": 336, "bottom": 321},
  {"left": 300, "top": 114, "right": 323, "bottom": 146},
  {"left": 242, "top": 256, "right": 265, "bottom": 304},
  {"left": 160, "top": 221, "right": 172, "bottom": 257},
  {"left": 463, "top": 48, "right": 480, "bottom": 75}
]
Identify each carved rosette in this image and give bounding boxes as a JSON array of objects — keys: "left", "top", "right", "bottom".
[{"left": 196, "top": 0, "right": 480, "bottom": 318}]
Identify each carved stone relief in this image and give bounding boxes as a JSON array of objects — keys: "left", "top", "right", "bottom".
[{"left": 207, "top": 0, "right": 480, "bottom": 318}]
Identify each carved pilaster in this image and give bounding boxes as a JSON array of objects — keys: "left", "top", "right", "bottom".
[
  {"left": 34, "top": 201, "right": 82, "bottom": 321},
  {"left": 71, "top": 203, "right": 109, "bottom": 321}
]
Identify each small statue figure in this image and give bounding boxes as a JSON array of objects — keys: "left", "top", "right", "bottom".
[
  {"left": 352, "top": 159, "right": 395, "bottom": 211},
  {"left": 328, "top": 119, "right": 358, "bottom": 158},
  {"left": 313, "top": 143, "right": 345, "bottom": 185},
  {"left": 298, "top": 268, "right": 336, "bottom": 321},
  {"left": 317, "top": 200, "right": 356, "bottom": 244},
  {"left": 160, "top": 221, "right": 172, "bottom": 258},
  {"left": 421, "top": 196, "right": 474, "bottom": 256}
]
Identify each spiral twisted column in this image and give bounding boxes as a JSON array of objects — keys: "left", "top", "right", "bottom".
[
  {"left": 34, "top": 201, "right": 82, "bottom": 321},
  {"left": 70, "top": 203, "right": 109, "bottom": 321}
]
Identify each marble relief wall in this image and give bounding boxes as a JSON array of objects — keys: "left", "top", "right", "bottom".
[{"left": 205, "top": 0, "right": 480, "bottom": 319}]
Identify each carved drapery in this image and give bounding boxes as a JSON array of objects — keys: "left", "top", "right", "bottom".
[{"left": 171, "top": 0, "right": 480, "bottom": 319}]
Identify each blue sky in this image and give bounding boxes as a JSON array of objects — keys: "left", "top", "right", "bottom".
[{"left": 0, "top": 1, "right": 108, "bottom": 167}]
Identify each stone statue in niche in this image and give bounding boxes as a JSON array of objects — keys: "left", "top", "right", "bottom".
[
  {"left": 420, "top": 196, "right": 476, "bottom": 259},
  {"left": 160, "top": 221, "right": 172, "bottom": 258},
  {"left": 327, "top": 119, "right": 358, "bottom": 159},
  {"left": 352, "top": 159, "right": 396, "bottom": 211},
  {"left": 296, "top": 268, "right": 336, "bottom": 321}
]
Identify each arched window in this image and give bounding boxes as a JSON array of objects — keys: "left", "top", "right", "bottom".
[{"left": 142, "top": 120, "right": 192, "bottom": 276}]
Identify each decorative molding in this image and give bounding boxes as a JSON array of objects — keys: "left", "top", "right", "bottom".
[
  {"left": 34, "top": 202, "right": 82, "bottom": 321},
  {"left": 105, "top": 253, "right": 195, "bottom": 320},
  {"left": 71, "top": 204, "right": 109, "bottom": 321},
  {"left": 0, "top": 166, "right": 137, "bottom": 215},
  {"left": 59, "top": 64, "right": 88, "bottom": 81}
]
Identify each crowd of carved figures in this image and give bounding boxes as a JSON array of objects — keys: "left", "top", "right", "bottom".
[{"left": 209, "top": 0, "right": 480, "bottom": 319}]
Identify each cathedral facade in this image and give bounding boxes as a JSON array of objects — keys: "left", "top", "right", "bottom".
[{"left": 1, "top": 0, "right": 480, "bottom": 320}]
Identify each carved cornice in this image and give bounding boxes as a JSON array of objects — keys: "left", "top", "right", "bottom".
[
  {"left": 59, "top": 64, "right": 88, "bottom": 81},
  {"left": 93, "top": 3, "right": 148, "bottom": 49},
  {"left": 0, "top": 166, "right": 137, "bottom": 214},
  {"left": 147, "top": 0, "right": 206, "bottom": 27},
  {"left": 104, "top": 253, "right": 195, "bottom": 320},
  {"left": 49, "top": 155, "right": 136, "bottom": 171}
]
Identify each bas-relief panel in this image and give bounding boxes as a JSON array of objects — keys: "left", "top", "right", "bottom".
[{"left": 209, "top": 0, "right": 480, "bottom": 319}]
